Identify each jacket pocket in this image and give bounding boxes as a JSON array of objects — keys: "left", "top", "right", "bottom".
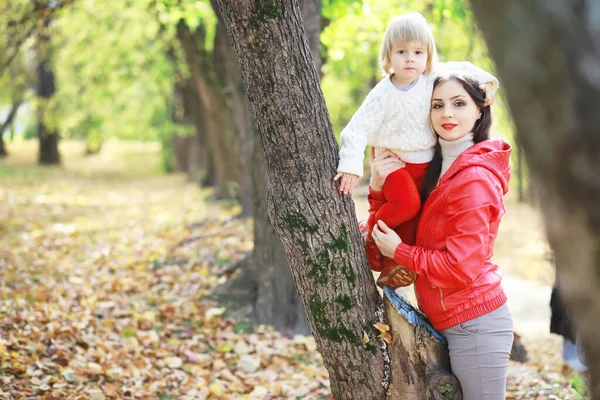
[{"left": 432, "top": 285, "right": 447, "bottom": 311}]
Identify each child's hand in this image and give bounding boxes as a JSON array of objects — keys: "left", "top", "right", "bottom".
[
  {"left": 358, "top": 220, "right": 369, "bottom": 243},
  {"left": 480, "top": 82, "right": 495, "bottom": 106},
  {"left": 334, "top": 172, "right": 359, "bottom": 195}
]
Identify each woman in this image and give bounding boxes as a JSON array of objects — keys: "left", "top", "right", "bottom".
[{"left": 371, "top": 72, "right": 514, "bottom": 399}]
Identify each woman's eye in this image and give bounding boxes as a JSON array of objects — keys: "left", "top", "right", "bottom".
[
  {"left": 432, "top": 103, "right": 443, "bottom": 109},
  {"left": 454, "top": 101, "right": 465, "bottom": 107}
]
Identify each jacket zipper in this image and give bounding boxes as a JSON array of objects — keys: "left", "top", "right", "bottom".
[{"left": 433, "top": 285, "right": 447, "bottom": 311}]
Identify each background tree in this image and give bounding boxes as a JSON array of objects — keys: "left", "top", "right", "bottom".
[
  {"left": 469, "top": 0, "right": 599, "bottom": 395},
  {"left": 0, "top": 0, "right": 77, "bottom": 164},
  {"left": 36, "top": 12, "right": 60, "bottom": 164}
]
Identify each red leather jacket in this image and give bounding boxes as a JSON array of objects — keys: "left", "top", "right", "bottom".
[{"left": 393, "top": 139, "right": 511, "bottom": 330}]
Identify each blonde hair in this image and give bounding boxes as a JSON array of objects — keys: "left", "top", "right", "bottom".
[{"left": 379, "top": 12, "right": 438, "bottom": 75}]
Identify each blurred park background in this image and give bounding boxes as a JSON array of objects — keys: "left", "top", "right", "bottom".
[{"left": 0, "top": 0, "right": 588, "bottom": 399}]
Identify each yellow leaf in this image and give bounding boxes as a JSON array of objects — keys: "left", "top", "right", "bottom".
[
  {"left": 165, "top": 356, "right": 183, "bottom": 369},
  {"left": 379, "top": 331, "right": 393, "bottom": 345},
  {"left": 216, "top": 343, "right": 232, "bottom": 353},
  {"left": 121, "top": 327, "right": 137, "bottom": 338},
  {"left": 205, "top": 307, "right": 226, "bottom": 319},
  {"left": 373, "top": 322, "right": 390, "bottom": 333},
  {"left": 125, "top": 337, "right": 139, "bottom": 349},
  {"left": 362, "top": 331, "right": 369, "bottom": 344},
  {"left": 142, "top": 311, "right": 156, "bottom": 323},
  {"left": 209, "top": 383, "right": 223, "bottom": 395}
]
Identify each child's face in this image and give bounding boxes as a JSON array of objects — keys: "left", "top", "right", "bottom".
[{"left": 390, "top": 41, "right": 428, "bottom": 84}]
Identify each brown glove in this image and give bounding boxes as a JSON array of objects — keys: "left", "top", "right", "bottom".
[{"left": 376, "top": 263, "right": 417, "bottom": 289}]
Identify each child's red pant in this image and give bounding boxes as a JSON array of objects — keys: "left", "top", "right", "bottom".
[{"left": 365, "top": 162, "right": 429, "bottom": 271}]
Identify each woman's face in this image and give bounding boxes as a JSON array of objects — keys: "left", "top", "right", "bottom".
[{"left": 430, "top": 79, "right": 481, "bottom": 141}]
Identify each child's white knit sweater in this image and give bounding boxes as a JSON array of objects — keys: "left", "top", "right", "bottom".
[{"left": 337, "top": 61, "right": 498, "bottom": 177}]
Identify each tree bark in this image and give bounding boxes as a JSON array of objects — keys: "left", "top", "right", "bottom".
[
  {"left": 36, "top": 15, "right": 60, "bottom": 165},
  {"left": 247, "top": 0, "right": 322, "bottom": 335},
  {"left": 384, "top": 288, "right": 461, "bottom": 399},
  {"left": 299, "top": 0, "right": 322, "bottom": 76},
  {"left": 470, "top": 0, "right": 600, "bottom": 395},
  {"left": 251, "top": 131, "right": 311, "bottom": 335},
  {"left": 210, "top": 0, "right": 324, "bottom": 335},
  {"left": 214, "top": 1, "right": 389, "bottom": 397}
]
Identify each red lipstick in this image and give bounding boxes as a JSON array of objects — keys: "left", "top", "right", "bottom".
[{"left": 442, "top": 123, "right": 457, "bottom": 131}]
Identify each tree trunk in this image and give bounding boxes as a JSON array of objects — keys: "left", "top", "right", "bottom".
[
  {"left": 0, "top": 100, "right": 22, "bottom": 158},
  {"left": 0, "top": 131, "right": 6, "bottom": 158},
  {"left": 176, "top": 20, "right": 243, "bottom": 201},
  {"left": 212, "top": 3, "right": 255, "bottom": 216},
  {"left": 470, "top": 0, "right": 600, "bottom": 395},
  {"left": 384, "top": 288, "right": 461, "bottom": 399},
  {"left": 181, "top": 82, "right": 206, "bottom": 182},
  {"left": 299, "top": 0, "right": 322, "bottom": 77},
  {"left": 36, "top": 16, "right": 60, "bottom": 165},
  {"left": 210, "top": 0, "right": 324, "bottom": 334},
  {"left": 214, "top": 1, "right": 390, "bottom": 397},
  {"left": 516, "top": 141, "right": 526, "bottom": 202},
  {"left": 252, "top": 132, "right": 312, "bottom": 335},
  {"left": 245, "top": 0, "right": 323, "bottom": 335}
]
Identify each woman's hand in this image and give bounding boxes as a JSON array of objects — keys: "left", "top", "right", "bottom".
[
  {"left": 370, "top": 151, "right": 405, "bottom": 191},
  {"left": 371, "top": 220, "right": 402, "bottom": 258}
]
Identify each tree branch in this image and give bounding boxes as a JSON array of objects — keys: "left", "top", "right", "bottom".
[{"left": 0, "top": 0, "right": 77, "bottom": 74}]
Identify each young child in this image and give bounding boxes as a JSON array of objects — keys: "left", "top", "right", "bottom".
[{"left": 334, "top": 12, "right": 498, "bottom": 274}]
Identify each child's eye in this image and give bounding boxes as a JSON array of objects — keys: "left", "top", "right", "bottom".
[
  {"left": 416, "top": 51, "right": 423, "bottom": 55},
  {"left": 398, "top": 50, "right": 405, "bottom": 54}
]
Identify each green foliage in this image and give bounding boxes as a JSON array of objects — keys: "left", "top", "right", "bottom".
[
  {"left": 52, "top": 0, "right": 177, "bottom": 143},
  {"left": 154, "top": 0, "right": 216, "bottom": 48},
  {"left": 0, "top": 0, "right": 218, "bottom": 164},
  {"left": 569, "top": 372, "right": 586, "bottom": 398},
  {"left": 0, "top": 1, "right": 36, "bottom": 122}
]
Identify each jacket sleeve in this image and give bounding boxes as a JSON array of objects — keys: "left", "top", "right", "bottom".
[
  {"left": 393, "top": 170, "right": 502, "bottom": 289},
  {"left": 337, "top": 82, "right": 387, "bottom": 177},
  {"left": 434, "top": 61, "right": 499, "bottom": 92}
]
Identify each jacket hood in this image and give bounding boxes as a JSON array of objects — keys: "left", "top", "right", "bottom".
[{"left": 440, "top": 138, "right": 512, "bottom": 194}]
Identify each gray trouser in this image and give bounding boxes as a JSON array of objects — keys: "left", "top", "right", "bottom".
[{"left": 440, "top": 303, "right": 514, "bottom": 400}]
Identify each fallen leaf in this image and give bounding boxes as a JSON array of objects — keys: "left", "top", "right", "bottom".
[{"left": 373, "top": 322, "right": 390, "bottom": 333}]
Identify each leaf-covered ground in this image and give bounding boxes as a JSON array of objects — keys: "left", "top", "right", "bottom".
[{"left": 0, "top": 141, "right": 587, "bottom": 399}]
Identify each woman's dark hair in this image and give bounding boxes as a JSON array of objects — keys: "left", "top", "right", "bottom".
[{"left": 420, "top": 73, "right": 492, "bottom": 201}]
